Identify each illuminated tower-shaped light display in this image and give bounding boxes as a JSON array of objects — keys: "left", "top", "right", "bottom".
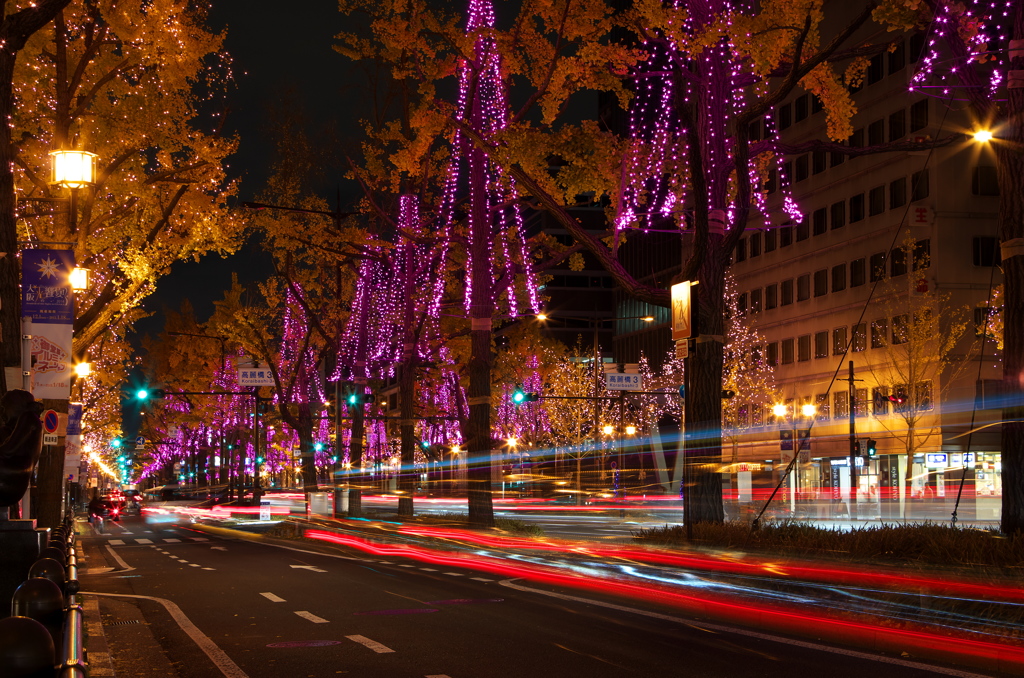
[{"left": 437, "top": 0, "right": 539, "bottom": 527}]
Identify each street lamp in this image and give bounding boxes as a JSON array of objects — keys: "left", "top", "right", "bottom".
[
  {"left": 973, "top": 129, "right": 994, "bottom": 143},
  {"left": 50, "top": 149, "right": 96, "bottom": 232},
  {"left": 69, "top": 267, "right": 90, "bottom": 291}
]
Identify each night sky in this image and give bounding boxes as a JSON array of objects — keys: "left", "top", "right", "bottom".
[{"left": 134, "top": 0, "right": 354, "bottom": 340}]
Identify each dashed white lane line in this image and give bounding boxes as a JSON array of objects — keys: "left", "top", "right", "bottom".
[
  {"left": 120, "top": 531, "right": 134, "bottom": 535},
  {"left": 260, "top": 592, "right": 285, "bottom": 603},
  {"left": 294, "top": 611, "right": 329, "bottom": 624},
  {"left": 163, "top": 538, "right": 182, "bottom": 543},
  {"left": 443, "top": 572, "right": 464, "bottom": 577},
  {"left": 202, "top": 568, "right": 216, "bottom": 571},
  {"left": 425, "top": 675, "right": 452, "bottom": 678},
  {"left": 420, "top": 568, "right": 437, "bottom": 572},
  {"left": 135, "top": 539, "right": 153, "bottom": 545},
  {"left": 346, "top": 635, "right": 394, "bottom": 653},
  {"left": 398, "top": 564, "right": 415, "bottom": 568},
  {"left": 192, "top": 537, "right": 209, "bottom": 542},
  {"left": 188, "top": 564, "right": 201, "bottom": 568},
  {"left": 471, "top": 577, "right": 494, "bottom": 582},
  {"left": 144, "top": 530, "right": 153, "bottom": 533},
  {"left": 109, "top": 540, "right": 125, "bottom": 546}
]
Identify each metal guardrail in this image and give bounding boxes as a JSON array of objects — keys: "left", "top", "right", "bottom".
[{"left": 0, "top": 515, "right": 87, "bottom": 677}]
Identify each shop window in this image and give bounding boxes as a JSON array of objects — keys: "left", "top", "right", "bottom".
[{"left": 850, "top": 258, "right": 866, "bottom": 287}]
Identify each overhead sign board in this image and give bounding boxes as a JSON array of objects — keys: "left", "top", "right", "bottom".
[
  {"left": 238, "top": 367, "right": 275, "bottom": 387},
  {"left": 605, "top": 372, "right": 642, "bottom": 391},
  {"left": 671, "top": 281, "right": 695, "bottom": 341}
]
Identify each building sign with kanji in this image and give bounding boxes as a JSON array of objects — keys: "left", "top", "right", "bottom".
[
  {"left": 605, "top": 372, "right": 642, "bottom": 391},
  {"left": 22, "top": 249, "right": 75, "bottom": 399},
  {"left": 237, "top": 367, "right": 275, "bottom": 387}
]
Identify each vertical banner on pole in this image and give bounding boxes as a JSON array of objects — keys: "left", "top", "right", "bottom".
[{"left": 21, "top": 249, "right": 75, "bottom": 399}]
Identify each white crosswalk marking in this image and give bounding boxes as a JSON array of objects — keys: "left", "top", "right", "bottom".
[
  {"left": 108, "top": 540, "right": 125, "bottom": 546},
  {"left": 294, "top": 611, "right": 329, "bottom": 624},
  {"left": 346, "top": 635, "right": 394, "bottom": 653},
  {"left": 163, "top": 538, "right": 181, "bottom": 543},
  {"left": 188, "top": 564, "right": 200, "bottom": 567},
  {"left": 135, "top": 539, "right": 153, "bottom": 544},
  {"left": 260, "top": 592, "right": 285, "bottom": 603}
]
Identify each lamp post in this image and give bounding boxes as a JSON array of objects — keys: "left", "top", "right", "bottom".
[
  {"left": 50, "top": 149, "right": 96, "bottom": 233},
  {"left": 773, "top": 402, "right": 816, "bottom": 516}
]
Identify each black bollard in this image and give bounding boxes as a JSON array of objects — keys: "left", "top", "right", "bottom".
[
  {"left": 0, "top": 616, "right": 56, "bottom": 677},
  {"left": 38, "top": 546, "right": 65, "bottom": 567},
  {"left": 12, "top": 577, "right": 64, "bottom": 661},
  {"left": 29, "top": 557, "right": 66, "bottom": 594}
]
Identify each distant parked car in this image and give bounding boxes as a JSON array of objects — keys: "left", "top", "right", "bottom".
[{"left": 98, "top": 499, "right": 123, "bottom": 522}]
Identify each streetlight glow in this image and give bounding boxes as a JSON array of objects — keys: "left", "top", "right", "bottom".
[
  {"left": 506, "top": 437, "right": 517, "bottom": 447},
  {"left": 50, "top": 149, "right": 97, "bottom": 188},
  {"left": 536, "top": 313, "right": 548, "bottom": 321},
  {"left": 973, "top": 129, "right": 993, "bottom": 143},
  {"left": 73, "top": 362, "right": 91, "bottom": 378},
  {"left": 69, "top": 267, "right": 90, "bottom": 291},
  {"left": 625, "top": 425, "right": 637, "bottom": 435},
  {"left": 602, "top": 425, "right": 614, "bottom": 435},
  {"left": 801, "top": 403, "right": 817, "bottom": 418},
  {"left": 772, "top": 403, "right": 787, "bottom": 417}
]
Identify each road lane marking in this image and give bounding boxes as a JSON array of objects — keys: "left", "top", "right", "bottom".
[
  {"left": 420, "top": 568, "right": 437, "bottom": 571},
  {"left": 82, "top": 591, "right": 248, "bottom": 678},
  {"left": 202, "top": 568, "right": 216, "bottom": 571},
  {"left": 135, "top": 539, "right": 153, "bottom": 544},
  {"left": 211, "top": 546, "right": 228, "bottom": 551},
  {"left": 192, "top": 537, "right": 209, "bottom": 542},
  {"left": 260, "top": 592, "right": 286, "bottom": 603},
  {"left": 289, "top": 564, "right": 327, "bottom": 573},
  {"left": 497, "top": 579, "right": 994, "bottom": 678},
  {"left": 470, "top": 577, "right": 494, "bottom": 582},
  {"left": 346, "top": 635, "right": 394, "bottom": 653},
  {"left": 425, "top": 675, "right": 452, "bottom": 678},
  {"left": 188, "top": 564, "right": 201, "bottom": 567},
  {"left": 398, "top": 564, "right": 415, "bottom": 568},
  {"left": 109, "top": 540, "right": 125, "bottom": 546},
  {"left": 443, "top": 572, "right": 464, "bottom": 577},
  {"left": 104, "top": 545, "right": 134, "bottom": 572},
  {"left": 163, "top": 538, "right": 182, "bottom": 543},
  {"left": 294, "top": 611, "right": 329, "bottom": 624}
]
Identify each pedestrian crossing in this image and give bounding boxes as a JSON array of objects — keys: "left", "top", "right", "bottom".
[{"left": 102, "top": 536, "right": 210, "bottom": 547}]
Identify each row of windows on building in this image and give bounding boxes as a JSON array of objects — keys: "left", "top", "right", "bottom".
[
  {"left": 749, "top": 35, "right": 925, "bottom": 140},
  {"left": 738, "top": 173, "right": 931, "bottom": 264},
  {"left": 737, "top": 239, "right": 932, "bottom": 314},
  {"left": 733, "top": 381, "right": 933, "bottom": 430}
]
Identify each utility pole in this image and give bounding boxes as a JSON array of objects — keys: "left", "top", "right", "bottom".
[{"left": 847, "top": 361, "right": 859, "bottom": 521}]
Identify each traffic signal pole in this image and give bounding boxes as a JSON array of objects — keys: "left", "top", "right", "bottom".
[{"left": 847, "top": 361, "right": 859, "bottom": 522}]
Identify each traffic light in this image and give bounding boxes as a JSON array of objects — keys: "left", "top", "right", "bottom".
[
  {"left": 313, "top": 442, "right": 324, "bottom": 452},
  {"left": 135, "top": 388, "right": 166, "bottom": 400},
  {"left": 346, "top": 392, "right": 372, "bottom": 406},
  {"left": 511, "top": 386, "right": 539, "bottom": 404},
  {"left": 866, "top": 439, "right": 877, "bottom": 457},
  {"left": 111, "top": 438, "right": 122, "bottom": 449}
]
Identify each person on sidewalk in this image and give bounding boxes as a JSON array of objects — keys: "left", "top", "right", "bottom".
[{"left": 88, "top": 495, "right": 105, "bottom": 534}]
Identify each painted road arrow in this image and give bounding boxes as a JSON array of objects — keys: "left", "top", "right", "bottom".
[{"left": 290, "top": 565, "right": 328, "bottom": 573}]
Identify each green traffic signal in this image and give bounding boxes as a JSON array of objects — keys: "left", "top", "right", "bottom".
[
  {"left": 866, "top": 439, "right": 877, "bottom": 456},
  {"left": 111, "top": 439, "right": 122, "bottom": 449},
  {"left": 136, "top": 388, "right": 149, "bottom": 400},
  {"left": 314, "top": 442, "right": 323, "bottom": 452},
  {"left": 512, "top": 389, "right": 526, "bottom": 404}
]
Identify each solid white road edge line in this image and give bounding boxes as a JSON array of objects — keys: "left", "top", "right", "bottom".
[
  {"left": 82, "top": 591, "right": 248, "bottom": 678},
  {"left": 346, "top": 635, "right": 395, "bottom": 653},
  {"left": 103, "top": 545, "right": 134, "bottom": 573},
  {"left": 496, "top": 578, "right": 993, "bottom": 678},
  {"left": 294, "top": 611, "right": 329, "bottom": 624},
  {"left": 260, "top": 592, "right": 285, "bottom": 603}
]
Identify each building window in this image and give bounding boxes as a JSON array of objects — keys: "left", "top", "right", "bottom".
[
  {"left": 916, "top": 381, "right": 933, "bottom": 410},
  {"left": 765, "top": 283, "right": 778, "bottom": 310},
  {"left": 812, "top": 96, "right": 823, "bottom": 114},
  {"left": 890, "top": 177, "right": 907, "bottom": 209},
  {"left": 795, "top": 217, "right": 809, "bottom": 241},
  {"left": 815, "top": 394, "right": 830, "bottom": 421},
  {"left": 831, "top": 201, "right": 846, "bottom": 229},
  {"left": 795, "top": 94, "right": 809, "bottom": 122},
  {"left": 750, "top": 288, "right": 762, "bottom": 313},
  {"left": 911, "top": 169, "right": 929, "bottom": 201},
  {"left": 735, "top": 239, "right": 746, "bottom": 263},
  {"left": 812, "top": 150, "right": 827, "bottom": 174},
  {"left": 779, "top": 103, "right": 792, "bottom": 130},
  {"left": 873, "top": 386, "right": 889, "bottom": 415},
  {"left": 814, "top": 331, "right": 829, "bottom": 359},
  {"left": 780, "top": 224, "right": 793, "bottom": 247},
  {"left": 767, "top": 169, "right": 778, "bottom": 194},
  {"left": 867, "top": 53, "right": 884, "bottom": 84},
  {"left": 910, "top": 98, "right": 928, "bottom": 131},
  {"left": 869, "top": 185, "right": 886, "bottom": 216},
  {"left": 764, "top": 228, "right": 777, "bottom": 252},
  {"left": 766, "top": 341, "right": 779, "bottom": 366},
  {"left": 737, "top": 292, "right": 748, "bottom": 314},
  {"left": 870, "top": 252, "right": 887, "bottom": 281},
  {"left": 850, "top": 258, "right": 866, "bottom": 287},
  {"left": 892, "top": 314, "right": 909, "bottom": 344},
  {"left": 831, "top": 149, "right": 846, "bottom": 167},
  {"left": 812, "top": 208, "right": 827, "bottom": 236},
  {"left": 891, "top": 247, "right": 908, "bottom": 277},
  {"left": 781, "top": 279, "right": 794, "bottom": 306},
  {"left": 972, "top": 166, "right": 999, "bottom": 196},
  {"left": 889, "top": 109, "right": 906, "bottom": 141},
  {"left": 850, "top": 128, "right": 864, "bottom": 148},
  {"left": 855, "top": 388, "right": 869, "bottom": 417},
  {"left": 795, "top": 154, "right": 809, "bottom": 182},
  {"left": 783, "top": 161, "right": 792, "bottom": 183},
  {"left": 831, "top": 263, "right": 847, "bottom": 292},
  {"left": 973, "top": 236, "right": 1000, "bottom": 266},
  {"left": 868, "top": 119, "right": 885, "bottom": 145},
  {"left": 748, "top": 120, "right": 761, "bottom": 141},
  {"left": 749, "top": 232, "right": 762, "bottom": 258},
  {"left": 797, "top": 274, "right": 810, "bottom": 301},
  {"left": 781, "top": 338, "right": 795, "bottom": 364},
  {"left": 833, "top": 326, "right": 848, "bottom": 355},
  {"left": 834, "top": 391, "right": 850, "bottom": 418},
  {"left": 813, "top": 269, "right": 828, "bottom": 297},
  {"left": 914, "top": 239, "right": 930, "bottom": 270},
  {"left": 888, "top": 41, "right": 906, "bottom": 73},
  {"left": 797, "top": 335, "right": 811, "bottom": 362},
  {"left": 871, "top": 319, "right": 888, "bottom": 349},
  {"left": 852, "top": 323, "right": 867, "bottom": 352},
  {"left": 850, "top": 193, "right": 865, "bottom": 222}
]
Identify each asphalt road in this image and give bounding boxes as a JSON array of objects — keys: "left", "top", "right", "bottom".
[{"left": 77, "top": 514, "right": 995, "bottom": 678}]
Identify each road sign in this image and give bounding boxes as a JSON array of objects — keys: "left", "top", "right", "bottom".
[
  {"left": 42, "top": 410, "right": 59, "bottom": 434},
  {"left": 260, "top": 499, "right": 271, "bottom": 521},
  {"left": 135, "top": 435, "right": 146, "bottom": 449},
  {"left": 675, "top": 340, "right": 688, "bottom": 360},
  {"left": 671, "top": 281, "right": 696, "bottom": 341},
  {"left": 238, "top": 367, "right": 275, "bottom": 387},
  {"left": 43, "top": 433, "right": 58, "bottom": 445},
  {"left": 605, "top": 372, "right": 642, "bottom": 391}
]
